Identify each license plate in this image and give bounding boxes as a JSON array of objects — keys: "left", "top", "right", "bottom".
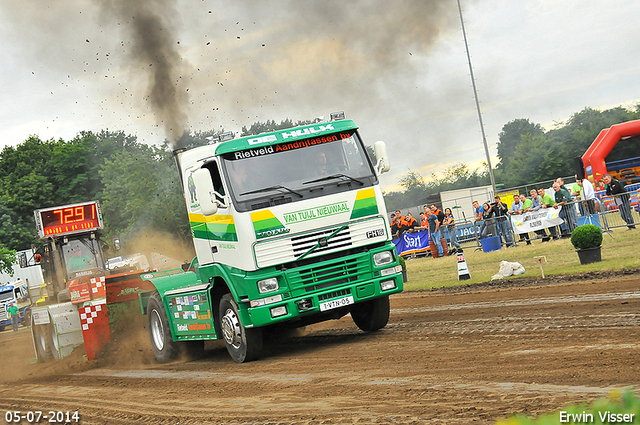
[{"left": 319, "top": 295, "right": 354, "bottom": 312}]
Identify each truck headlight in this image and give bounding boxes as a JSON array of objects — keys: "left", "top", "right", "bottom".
[
  {"left": 258, "top": 277, "right": 279, "bottom": 294},
  {"left": 373, "top": 251, "right": 394, "bottom": 267}
]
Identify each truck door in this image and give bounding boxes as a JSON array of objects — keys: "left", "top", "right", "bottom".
[{"left": 187, "top": 160, "right": 236, "bottom": 265}]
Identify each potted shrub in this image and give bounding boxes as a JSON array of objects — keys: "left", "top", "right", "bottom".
[
  {"left": 398, "top": 256, "right": 408, "bottom": 283},
  {"left": 570, "top": 224, "right": 603, "bottom": 265}
]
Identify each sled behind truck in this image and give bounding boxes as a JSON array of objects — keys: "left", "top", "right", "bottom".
[{"left": 22, "top": 201, "right": 155, "bottom": 361}]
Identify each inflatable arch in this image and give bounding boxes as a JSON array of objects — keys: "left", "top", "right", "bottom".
[{"left": 582, "top": 119, "right": 640, "bottom": 182}]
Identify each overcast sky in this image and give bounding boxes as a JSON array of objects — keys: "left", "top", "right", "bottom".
[{"left": 1, "top": 0, "right": 639, "bottom": 192}]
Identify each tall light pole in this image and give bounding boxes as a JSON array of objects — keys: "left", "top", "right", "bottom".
[{"left": 457, "top": 0, "right": 497, "bottom": 196}]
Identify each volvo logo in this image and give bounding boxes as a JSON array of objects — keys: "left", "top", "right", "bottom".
[{"left": 318, "top": 237, "right": 328, "bottom": 247}]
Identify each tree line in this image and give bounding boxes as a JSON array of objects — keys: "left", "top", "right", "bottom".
[
  {"left": 0, "top": 130, "right": 204, "bottom": 272},
  {"left": 0, "top": 120, "right": 311, "bottom": 272},
  {"left": 1, "top": 105, "right": 639, "bottom": 271}
]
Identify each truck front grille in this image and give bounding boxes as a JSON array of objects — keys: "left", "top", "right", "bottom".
[
  {"left": 291, "top": 226, "right": 352, "bottom": 257},
  {"left": 0, "top": 304, "right": 7, "bottom": 321},
  {"left": 254, "top": 217, "right": 388, "bottom": 268},
  {"left": 286, "top": 254, "right": 371, "bottom": 297}
]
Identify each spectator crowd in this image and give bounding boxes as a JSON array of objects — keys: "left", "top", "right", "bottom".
[{"left": 390, "top": 173, "right": 637, "bottom": 257}]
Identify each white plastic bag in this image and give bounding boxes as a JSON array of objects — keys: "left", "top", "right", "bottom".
[{"left": 491, "top": 260, "right": 525, "bottom": 280}]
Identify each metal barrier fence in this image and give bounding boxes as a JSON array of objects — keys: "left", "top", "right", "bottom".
[
  {"left": 441, "top": 188, "right": 639, "bottom": 253},
  {"left": 597, "top": 190, "right": 639, "bottom": 230},
  {"left": 441, "top": 216, "right": 517, "bottom": 253}
]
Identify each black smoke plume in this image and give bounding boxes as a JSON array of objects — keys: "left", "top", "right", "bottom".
[{"left": 99, "top": 0, "right": 190, "bottom": 147}]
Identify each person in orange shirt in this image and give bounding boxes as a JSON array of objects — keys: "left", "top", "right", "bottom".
[
  {"left": 404, "top": 212, "right": 418, "bottom": 232},
  {"left": 430, "top": 204, "right": 445, "bottom": 227},
  {"left": 313, "top": 151, "right": 328, "bottom": 176},
  {"left": 394, "top": 210, "right": 403, "bottom": 223},
  {"left": 419, "top": 211, "right": 428, "bottom": 229}
]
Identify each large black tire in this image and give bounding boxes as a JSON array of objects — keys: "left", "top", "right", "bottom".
[
  {"left": 0, "top": 326, "right": 5, "bottom": 332},
  {"left": 33, "top": 323, "right": 53, "bottom": 362},
  {"left": 147, "top": 291, "right": 181, "bottom": 363},
  {"left": 219, "top": 294, "right": 263, "bottom": 363},
  {"left": 351, "top": 295, "right": 390, "bottom": 332}
]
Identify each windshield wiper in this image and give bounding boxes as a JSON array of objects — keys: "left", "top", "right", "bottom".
[
  {"left": 303, "top": 174, "right": 364, "bottom": 186},
  {"left": 239, "top": 185, "right": 303, "bottom": 198}
]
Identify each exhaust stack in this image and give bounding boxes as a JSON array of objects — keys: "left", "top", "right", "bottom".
[{"left": 173, "top": 147, "right": 188, "bottom": 189}]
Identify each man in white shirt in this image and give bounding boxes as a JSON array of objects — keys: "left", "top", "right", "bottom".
[{"left": 581, "top": 177, "right": 596, "bottom": 215}]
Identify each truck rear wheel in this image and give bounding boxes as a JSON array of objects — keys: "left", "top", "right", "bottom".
[
  {"left": 147, "top": 292, "right": 181, "bottom": 363},
  {"left": 351, "top": 295, "right": 390, "bottom": 332},
  {"left": 219, "top": 294, "right": 262, "bottom": 363}
]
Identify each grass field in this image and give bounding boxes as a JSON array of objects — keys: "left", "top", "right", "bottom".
[{"left": 403, "top": 228, "right": 640, "bottom": 290}]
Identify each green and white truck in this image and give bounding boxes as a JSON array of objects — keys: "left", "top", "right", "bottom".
[{"left": 142, "top": 113, "right": 403, "bottom": 363}]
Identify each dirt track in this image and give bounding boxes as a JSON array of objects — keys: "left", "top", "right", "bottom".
[{"left": 1, "top": 272, "right": 639, "bottom": 424}]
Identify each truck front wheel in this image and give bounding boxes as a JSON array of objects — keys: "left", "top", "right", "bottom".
[
  {"left": 351, "top": 295, "right": 390, "bottom": 332},
  {"left": 219, "top": 294, "right": 262, "bottom": 363},
  {"left": 147, "top": 292, "right": 180, "bottom": 363}
]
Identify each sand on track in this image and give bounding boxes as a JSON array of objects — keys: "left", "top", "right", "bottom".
[{"left": 1, "top": 271, "right": 638, "bottom": 424}]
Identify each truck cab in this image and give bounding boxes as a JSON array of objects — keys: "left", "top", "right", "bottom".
[
  {"left": 28, "top": 202, "right": 107, "bottom": 303},
  {"left": 143, "top": 115, "right": 403, "bottom": 363}
]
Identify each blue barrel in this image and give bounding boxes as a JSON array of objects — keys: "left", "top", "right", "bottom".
[{"left": 481, "top": 235, "right": 501, "bottom": 253}]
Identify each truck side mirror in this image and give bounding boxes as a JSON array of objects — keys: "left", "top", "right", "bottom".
[
  {"left": 374, "top": 141, "right": 391, "bottom": 174},
  {"left": 192, "top": 168, "right": 219, "bottom": 216}
]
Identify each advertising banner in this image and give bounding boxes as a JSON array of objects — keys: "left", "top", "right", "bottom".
[
  {"left": 509, "top": 207, "right": 564, "bottom": 234},
  {"left": 392, "top": 230, "right": 431, "bottom": 256},
  {"left": 454, "top": 222, "right": 479, "bottom": 243}
]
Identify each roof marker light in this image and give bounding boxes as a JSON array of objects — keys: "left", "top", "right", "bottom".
[
  {"left": 330, "top": 111, "right": 345, "bottom": 121},
  {"left": 218, "top": 131, "right": 235, "bottom": 143}
]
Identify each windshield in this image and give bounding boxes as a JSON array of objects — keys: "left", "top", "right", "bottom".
[
  {"left": 62, "top": 238, "right": 105, "bottom": 279},
  {"left": 0, "top": 290, "right": 14, "bottom": 303},
  {"left": 221, "top": 130, "right": 377, "bottom": 212}
]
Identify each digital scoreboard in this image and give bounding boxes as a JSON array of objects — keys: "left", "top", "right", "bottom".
[{"left": 35, "top": 201, "right": 104, "bottom": 238}]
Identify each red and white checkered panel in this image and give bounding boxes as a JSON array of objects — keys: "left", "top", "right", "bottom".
[
  {"left": 78, "top": 302, "right": 111, "bottom": 360},
  {"left": 79, "top": 304, "right": 105, "bottom": 330},
  {"left": 89, "top": 276, "right": 106, "bottom": 298}
]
